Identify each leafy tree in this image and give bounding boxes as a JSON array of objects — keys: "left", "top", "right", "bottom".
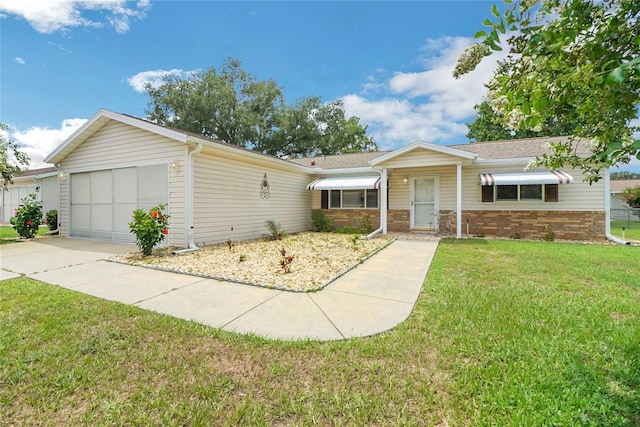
[
  {"left": 1, "top": 123, "right": 29, "bottom": 189},
  {"left": 467, "top": 100, "right": 579, "bottom": 142},
  {"left": 264, "top": 97, "right": 376, "bottom": 157},
  {"left": 454, "top": 0, "right": 640, "bottom": 182},
  {"left": 146, "top": 58, "right": 283, "bottom": 150},
  {"left": 145, "top": 58, "right": 376, "bottom": 157}
]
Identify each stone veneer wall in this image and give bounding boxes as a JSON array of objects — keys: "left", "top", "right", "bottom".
[
  {"left": 313, "top": 209, "right": 606, "bottom": 240},
  {"left": 459, "top": 210, "right": 606, "bottom": 241},
  {"left": 313, "top": 209, "right": 380, "bottom": 231}
]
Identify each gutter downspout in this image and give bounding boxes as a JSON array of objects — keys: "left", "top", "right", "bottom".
[
  {"left": 372, "top": 166, "right": 388, "bottom": 236},
  {"left": 173, "top": 142, "right": 203, "bottom": 254},
  {"left": 604, "top": 168, "right": 630, "bottom": 245}
]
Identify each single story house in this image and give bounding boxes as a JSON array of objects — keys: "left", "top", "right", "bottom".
[
  {"left": 37, "top": 109, "right": 614, "bottom": 246},
  {"left": 0, "top": 167, "right": 59, "bottom": 223}
]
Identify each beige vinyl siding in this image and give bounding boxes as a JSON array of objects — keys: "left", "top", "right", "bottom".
[
  {"left": 41, "top": 176, "right": 60, "bottom": 221},
  {"left": 378, "top": 149, "right": 465, "bottom": 168},
  {"left": 193, "top": 149, "right": 312, "bottom": 245},
  {"left": 311, "top": 190, "right": 321, "bottom": 210},
  {"left": 58, "top": 120, "right": 189, "bottom": 246},
  {"left": 461, "top": 164, "right": 605, "bottom": 211}
]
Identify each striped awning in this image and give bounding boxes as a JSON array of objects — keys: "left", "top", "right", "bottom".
[
  {"left": 307, "top": 176, "right": 381, "bottom": 191},
  {"left": 480, "top": 171, "right": 574, "bottom": 186}
]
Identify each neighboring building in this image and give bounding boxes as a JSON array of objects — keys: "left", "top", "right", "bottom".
[
  {"left": 610, "top": 179, "right": 640, "bottom": 211},
  {"left": 42, "top": 109, "right": 610, "bottom": 245},
  {"left": 0, "top": 167, "right": 58, "bottom": 223}
]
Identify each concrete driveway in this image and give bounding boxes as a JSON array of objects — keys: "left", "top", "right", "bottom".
[{"left": 1, "top": 237, "right": 438, "bottom": 341}]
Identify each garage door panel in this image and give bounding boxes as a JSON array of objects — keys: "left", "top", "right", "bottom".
[
  {"left": 71, "top": 204, "right": 91, "bottom": 236},
  {"left": 91, "top": 204, "right": 113, "bottom": 231},
  {"left": 71, "top": 173, "right": 91, "bottom": 204},
  {"left": 114, "top": 203, "right": 137, "bottom": 232},
  {"left": 114, "top": 167, "right": 137, "bottom": 203},
  {"left": 91, "top": 170, "right": 112, "bottom": 204}
]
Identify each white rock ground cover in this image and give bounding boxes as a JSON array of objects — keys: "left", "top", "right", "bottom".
[{"left": 111, "top": 232, "right": 394, "bottom": 292}]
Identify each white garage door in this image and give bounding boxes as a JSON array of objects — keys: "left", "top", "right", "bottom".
[{"left": 70, "top": 165, "right": 168, "bottom": 242}]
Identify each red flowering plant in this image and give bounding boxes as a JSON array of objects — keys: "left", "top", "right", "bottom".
[
  {"left": 10, "top": 193, "right": 43, "bottom": 239},
  {"left": 620, "top": 185, "right": 640, "bottom": 209},
  {"left": 128, "top": 205, "right": 170, "bottom": 256}
]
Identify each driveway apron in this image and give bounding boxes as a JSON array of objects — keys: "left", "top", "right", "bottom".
[{"left": 1, "top": 237, "right": 438, "bottom": 341}]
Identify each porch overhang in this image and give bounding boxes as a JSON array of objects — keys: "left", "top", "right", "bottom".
[
  {"left": 307, "top": 176, "right": 381, "bottom": 191},
  {"left": 480, "top": 171, "right": 574, "bottom": 186}
]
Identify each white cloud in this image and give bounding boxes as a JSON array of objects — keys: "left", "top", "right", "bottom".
[
  {"left": 0, "top": 0, "right": 150, "bottom": 34},
  {"left": 14, "top": 57, "right": 25, "bottom": 64},
  {"left": 127, "top": 68, "right": 199, "bottom": 93},
  {"left": 341, "top": 36, "right": 507, "bottom": 150},
  {"left": 10, "top": 118, "right": 87, "bottom": 168}
]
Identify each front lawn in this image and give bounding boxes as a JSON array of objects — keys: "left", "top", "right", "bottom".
[
  {"left": 1, "top": 240, "right": 638, "bottom": 425},
  {"left": 610, "top": 219, "right": 640, "bottom": 241},
  {"left": 0, "top": 225, "right": 48, "bottom": 243}
]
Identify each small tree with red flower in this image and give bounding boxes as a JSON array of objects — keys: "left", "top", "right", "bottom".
[
  {"left": 128, "top": 205, "right": 170, "bottom": 256},
  {"left": 620, "top": 185, "right": 640, "bottom": 219},
  {"left": 10, "top": 193, "right": 43, "bottom": 239}
]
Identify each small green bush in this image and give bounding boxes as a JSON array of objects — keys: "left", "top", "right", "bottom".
[
  {"left": 128, "top": 205, "right": 170, "bottom": 256},
  {"left": 45, "top": 209, "right": 58, "bottom": 231},
  {"left": 336, "top": 226, "right": 362, "bottom": 235},
  {"left": 10, "top": 194, "right": 43, "bottom": 238},
  {"left": 542, "top": 225, "right": 556, "bottom": 242},
  {"left": 311, "top": 211, "right": 333, "bottom": 232},
  {"left": 360, "top": 215, "right": 374, "bottom": 234},
  {"left": 265, "top": 219, "right": 286, "bottom": 240}
]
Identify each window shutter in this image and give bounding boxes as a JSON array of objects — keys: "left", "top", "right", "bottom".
[
  {"left": 482, "top": 185, "right": 494, "bottom": 202},
  {"left": 545, "top": 184, "right": 558, "bottom": 202},
  {"left": 321, "top": 190, "right": 328, "bottom": 209}
]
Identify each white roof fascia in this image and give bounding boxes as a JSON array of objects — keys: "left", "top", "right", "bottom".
[
  {"left": 185, "top": 135, "right": 313, "bottom": 174},
  {"left": 310, "top": 166, "right": 376, "bottom": 176},
  {"left": 33, "top": 171, "right": 60, "bottom": 179},
  {"left": 371, "top": 141, "right": 476, "bottom": 165}
]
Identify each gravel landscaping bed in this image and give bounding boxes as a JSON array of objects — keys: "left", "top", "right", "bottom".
[{"left": 110, "top": 232, "right": 394, "bottom": 292}]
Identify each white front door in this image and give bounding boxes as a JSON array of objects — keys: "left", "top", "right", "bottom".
[{"left": 411, "top": 176, "right": 438, "bottom": 230}]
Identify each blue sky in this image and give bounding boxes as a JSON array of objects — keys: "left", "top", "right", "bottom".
[{"left": 1, "top": 0, "right": 638, "bottom": 171}]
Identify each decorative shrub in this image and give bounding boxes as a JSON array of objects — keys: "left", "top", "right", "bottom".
[
  {"left": 45, "top": 209, "right": 58, "bottom": 231},
  {"left": 311, "top": 211, "right": 333, "bottom": 232},
  {"left": 128, "top": 205, "right": 170, "bottom": 256},
  {"left": 542, "top": 225, "right": 556, "bottom": 242},
  {"left": 279, "top": 247, "right": 294, "bottom": 273},
  {"left": 265, "top": 219, "right": 286, "bottom": 240},
  {"left": 620, "top": 185, "right": 640, "bottom": 208},
  {"left": 360, "top": 214, "right": 374, "bottom": 234},
  {"left": 10, "top": 193, "right": 43, "bottom": 238}
]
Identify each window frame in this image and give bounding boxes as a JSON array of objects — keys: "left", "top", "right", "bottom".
[
  {"left": 482, "top": 184, "right": 556, "bottom": 203},
  {"left": 328, "top": 189, "right": 379, "bottom": 209}
]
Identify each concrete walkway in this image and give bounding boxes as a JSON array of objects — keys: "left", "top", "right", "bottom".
[{"left": 0, "top": 237, "right": 438, "bottom": 341}]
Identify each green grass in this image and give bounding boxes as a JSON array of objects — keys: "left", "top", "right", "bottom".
[
  {"left": 1, "top": 240, "right": 638, "bottom": 425},
  {"left": 611, "top": 219, "right": 640, "bottom": 241},
  {"left": 0, "top": 225, "right": 48, "bottom": 243}
]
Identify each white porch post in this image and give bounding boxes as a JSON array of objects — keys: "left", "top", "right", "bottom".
[
  {"left": 456, "top": 162, "right": 462, "bottom": 239},
  {"left": 380, "top": 168, "right": 388, "bottom": 235}
]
